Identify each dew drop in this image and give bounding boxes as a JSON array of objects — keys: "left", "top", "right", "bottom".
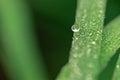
[
  {"left": 75, "top": 37, "right": 78, "bottom": 40},
  {"left": 71, "top": 24, "right": 80, "bottom": 32},
  {"left": 91, "top": 41, "right": 96, "bottom": 45},
  {"left": 89, "top": 33, "right": 93, "bottom": 36},
  {"left": 116, "top": 65, "right": 119, "bottom": 69},
  {"left": 75, "top": 47, "right": 78, "bottom": 50}
]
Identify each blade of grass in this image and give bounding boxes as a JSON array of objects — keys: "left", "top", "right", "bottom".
[
  {"left": 113, "top": 51, "right": 120, "bottom": 80},
  {"left": 98, "top": 16, "right": 120, "bottom": 80},
  {"left": 0, "top": 0, "right": 48, "bottom": 80},
  {"left": 100, "top": 16, "right": 120, "bottom": 68},
  {"left": 98, "top": 48, "right": 120, "bottom": 80},
  {"left": 57, "top": 0, "right": 106, "bottom": 80},
  {"left": 100, "top": 16, "right": 120, "bottom": 80}
]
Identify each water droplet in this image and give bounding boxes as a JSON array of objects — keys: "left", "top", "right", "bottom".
[
  {"left": 116, "top": 65, "right": 119, "bottom": 69},
  {"left": 91, "top": 41, "right": 96, "bottom": 45},
  {"left": 75, "top": 37, "right": 78, "bottom": 40},
  {"left": 97, "top": 31, "right": 101, "bottom": 34},
  {"left": 75, "top": 47, "right": 78, "bottom": 50},
  {"left": 71, "top": 24, "right": 80, "bottom": 32},
  {"left": 89, "top": 33, "right": 93, "bottom": 36}
]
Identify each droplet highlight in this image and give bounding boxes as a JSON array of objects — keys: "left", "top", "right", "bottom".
[
  {"left": 116, "top": 64, "right": 119, "bottom": 69},
  {"left": 71, "top": 24, "right": 80, "bottom": 32},
  {"left": 91, "top": 41, "right": 96, "bottom": 45}
]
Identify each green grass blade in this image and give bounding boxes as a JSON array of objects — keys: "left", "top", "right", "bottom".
[
  {"left": 100, "top": 16, "right": 120, "bottom": 68},
  {"left": 113, "top": 49, "right": 120, "bottom": 80},
  {"left": 57, "top": 0, "right": 106, "bottom": 80},
  {"left": 0, "top": 0, "right": 48, "bottom": 80},
  {"left": 98, "top": 48, "right": 120, "bottom": 80},
  {"left": 100, "top": 16, "right": 120, "bottom": 80}
]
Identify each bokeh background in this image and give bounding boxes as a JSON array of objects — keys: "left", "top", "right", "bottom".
[{"left": 0, "top": 0, "right": 120, "bottom": 80}]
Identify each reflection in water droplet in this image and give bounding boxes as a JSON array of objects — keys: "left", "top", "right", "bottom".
[{"left": 71, "top": 24, "right": 80, "bottom": 32}]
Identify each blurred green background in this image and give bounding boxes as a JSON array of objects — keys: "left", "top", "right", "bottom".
[
  {"left": 29, "top": 0, "right": 76, "bottom": 79},
  {"left": 0, "top": 0, "right": 120, "bottom": 80}
]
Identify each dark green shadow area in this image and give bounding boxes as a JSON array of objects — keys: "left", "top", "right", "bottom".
[
  {"left": 27, "top": 0, "right": 77, "bottom": 80},
  {"left": 104, "top": 0, "right": 120, "bottom": 26},
  {"left": 0, "top": 0, "right": 77, "bottom": 79},
  {"left": 0, "top": 60, "right": 8, "bottom": 80},
  {"left": 98, "top": 48, "right": 120, "bottom": 80}
]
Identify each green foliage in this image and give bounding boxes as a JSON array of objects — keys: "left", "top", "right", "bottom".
[
  {"left": 57, "top": 0, "right": 106, "bottom": 80},
  {"left": 0, "top": 0, "right": 48, "bottom": 80},
  {"left": 101, "top": 16, "right": 120, "bottom": 68},
  {"left": 57, "top": 0, "right": 120, "bottom": 80},
  {"left": 0, "top": 0, "right": 120, "bottom": 80}
]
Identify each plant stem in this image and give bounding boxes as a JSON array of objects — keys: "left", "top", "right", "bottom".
[
  {"left": 57, "top": 0, "right": 106, "bottom": 80},
  {"left": 101, "top": 16, "right": 120, "bottom": 80},
  {"left": 0, "top": 0, "right": 48, "bottom": 80}
]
